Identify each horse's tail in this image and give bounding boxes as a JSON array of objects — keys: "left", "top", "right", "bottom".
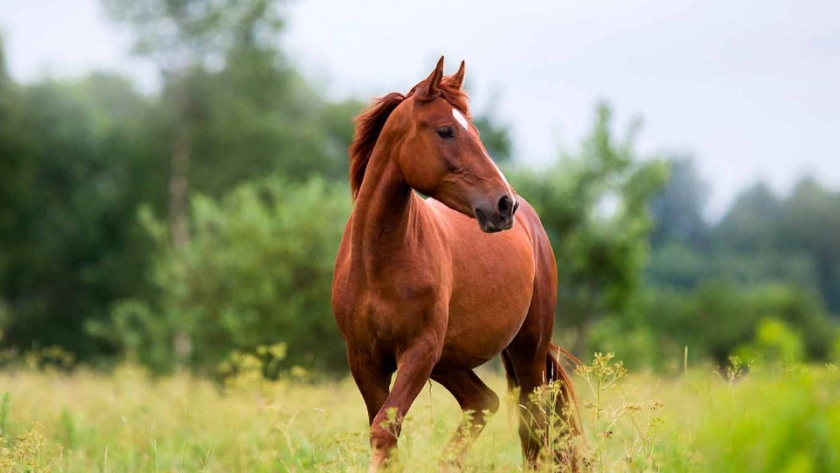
[
  {"left": 500, "top": 349, "right": 518, "bottom": 393},
  {"left": 546, "top": 342, "right": 582, "bottom": 434},
  {"left": 500, "top": 349, "right": 519, "bottom": 429},
  {"left": 547, "top": 342, "right": 586, "bottom": 471}
]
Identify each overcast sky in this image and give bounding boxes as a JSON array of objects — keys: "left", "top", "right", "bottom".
[{"left": 1, "top": 0, "right": 838, "bottom": 217}]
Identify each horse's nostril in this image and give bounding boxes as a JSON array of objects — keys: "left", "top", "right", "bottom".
[{"left": 498, "top": 195, "right": 512, "bottom": 217}]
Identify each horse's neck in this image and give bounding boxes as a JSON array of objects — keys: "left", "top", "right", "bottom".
[{"left": 351, "top": 148, "right": 418, "bottom": 271}]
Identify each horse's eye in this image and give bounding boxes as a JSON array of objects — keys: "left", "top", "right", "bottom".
[{"left": 437, "top": 126, "right": 455, "bottom": 139}]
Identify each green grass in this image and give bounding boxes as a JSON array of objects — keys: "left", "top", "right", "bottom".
[{"left": 0, "top": 357, "right": 838, "bottom": 472}]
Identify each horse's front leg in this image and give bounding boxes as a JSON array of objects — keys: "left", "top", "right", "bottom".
[{"left": 368, "top": 335, "right": 441, "bottom": 472}]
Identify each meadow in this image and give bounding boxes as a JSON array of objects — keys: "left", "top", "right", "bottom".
[
  {"left": 1, "top": 353, "right": 838, "bottom": 473},
  {"left": 2, "top": 2, "right": 840, "bottom": 472}
]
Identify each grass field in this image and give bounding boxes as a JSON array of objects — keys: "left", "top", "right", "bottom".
[{"left": 1, "top": 354, "right": 838, "bottom": 472}]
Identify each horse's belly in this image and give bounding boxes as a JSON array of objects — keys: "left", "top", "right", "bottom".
[
  {"left": 438, "top": 307, "right": 530, "bottom": 370},
  {"left": 437, "top": 235, "right": 535, "bottom": 369}
]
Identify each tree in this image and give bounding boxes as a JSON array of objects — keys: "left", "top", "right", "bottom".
[
  {"left": 99, "top": 177, "right": 352, "bottom": 373},
  {"left": 779, "top": 179, "right": 840, "bottom": 312},
  {"left": 716, "top": 182, "right": 781, "bottom": 253},
  {"left": 0, "top": 73, "right": 163, "bottom": 358},
  {"left": 102, "top": 0, "right": 286, "bottom": 249},
  {"left": 186, "top": 49, "right": 361, "bottom": 197},
  {"left": 103, "top": 0, "right": 302, "bottom": 362},
  {"left": 649, "top": 157, "right": 710, "bottom": 249},
  {"left": 511, "top": 103, "right": 669, "bottom": 351}
]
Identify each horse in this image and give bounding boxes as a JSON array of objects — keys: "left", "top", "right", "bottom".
[{"left": 332, "top": 57, "right": 582, "bottom": 472}]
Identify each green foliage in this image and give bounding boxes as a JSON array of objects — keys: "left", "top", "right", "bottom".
[
  {"left": 511, "top": 103, "right": 669, "bottom": 342},
  {"left": 716, "top": 182, "right": 782, "bottom": 252},
  {"left": 651, "top": 171, "right": 840, "bottom": 316},
  {"left": 646, "top": 162, "right": 840, "bottom": 369},
  {"left": 98, "top": 177, "right": 351, "bottom": 374},
  {"left": 216, "top": 342, "right": 316, "bottom": 389},
  {"left": 0, "top": 11, "right": 515, "bottom": 372},
  {"left": 589, "top": 318, "right": 665, "bottom": 371},
  {"left": 0, "top": 392, "right": 8, "bottom": 438},
  {"left": 3, "top": 7, "right": 840, "bottom": 376},
  {"left": 735, "top": 317, "right": 805, "bottom": 364},
  {"left": 103, "top": 0, "right": 360, "bottom": 196},
  {"left": 833, "top": 336, "right": 840, "bottom": 364},
  {"left": 778, "top": 179, "right": 840, "bottom": 312},
  {"left": 648, "top": 240, "right": 819, "bottom": 292},
  {"left": 650, "top": 157, "right": 710, "bottom": 249},
  {"left": 696, "top": 368, "right": 840, "bottom": 473},
  {"left": 0, "top": 18, "right": 360, "bottom": 366},
  {"left": 0, "top": 73, "right": 164, "bottom": 358},
  {"left": 632, "top": 282, "right": 836, "bottom": 367},
  {"left": 187, "top": 59, "right": 361, "bottom": 194}
]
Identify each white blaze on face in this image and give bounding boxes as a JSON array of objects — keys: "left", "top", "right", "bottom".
[
  {"left": 452, "top": 107, "right": 516, "bottom": 205},
  {"left": 488, "top": 152, "right": 511, "bottom": 186},
  {"left": 452, "top": 108, "right": 470, "bottom": 131},
  {"left": 487, "top": 151, "right": 515, "bottom": 206},
  {"left": 452, "top": 107, "right": 515, "bottom": 206}
]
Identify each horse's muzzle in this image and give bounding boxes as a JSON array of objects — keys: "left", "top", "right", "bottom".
[{"left": 474, "top": 196, "right": 518, "bottom": 233}]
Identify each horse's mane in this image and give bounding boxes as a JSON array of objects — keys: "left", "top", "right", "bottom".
[{"left": 348, "top": 78, "right": 470, "bottom": 199}]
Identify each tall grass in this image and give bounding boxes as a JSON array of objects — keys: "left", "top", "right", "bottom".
[{"left": 0, "top": 355, "right": 838, "bottom": 472}]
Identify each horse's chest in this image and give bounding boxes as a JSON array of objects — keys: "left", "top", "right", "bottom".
[{"left": 332, "top": 258, "right": 447, "bottom": 348}]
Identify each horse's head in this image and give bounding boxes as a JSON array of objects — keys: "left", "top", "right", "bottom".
[
  {"left": 402, "top": 57, "right": 518, "bottom": 232},
  {"left": 378, "top": 57, "right": 518, "bottom": 233}
]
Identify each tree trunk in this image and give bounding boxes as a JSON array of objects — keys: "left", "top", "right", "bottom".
[
  {"left": 168, "top": 74, "right": 193, "bottom": 364},
  {"left": 169, "top": 77, "right": 192, "bottom": 251}
]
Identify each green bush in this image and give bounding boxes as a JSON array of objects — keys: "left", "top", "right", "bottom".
[
  {"left": 735, "top": 317, "right": 805, "bottom": 364},
  {"left": 696, "top": 368, "right": 840, "bottom": 473},
  {"left": 98, "top": 176, "right": 352, "bottom": 374},
  {"left": 603, "top": 281, "right": 837, "bottom": 370},
  {"left": 588, "top": 317, "right": 676, "bottom": 371}
]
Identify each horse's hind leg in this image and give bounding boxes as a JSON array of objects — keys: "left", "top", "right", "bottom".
[
  {"left": 504, "top": 341, "right": 552, "bottom": 467},
  {"left": 505, "top": 332, "right": 582, "bottom": 471},
  {"left": 431, "top": 369, "right": 500, "bottom": 470}
]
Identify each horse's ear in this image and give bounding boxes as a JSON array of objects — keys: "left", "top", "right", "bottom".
[
  {"left": 419, "top": 56, "right": 445, "bottom": 97},
  {"left": 451, "top": 60, "right": 466, "bottom": 89}
]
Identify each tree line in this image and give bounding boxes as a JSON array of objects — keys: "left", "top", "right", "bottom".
[{"left": 1, "top": 0, "right": 837, "bottom": 375}]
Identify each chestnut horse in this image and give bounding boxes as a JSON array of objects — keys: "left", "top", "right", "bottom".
[{"left": 332, "top": 58, "right": 581, "bottom": 472}]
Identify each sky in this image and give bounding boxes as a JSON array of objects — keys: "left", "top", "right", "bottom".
[{"left": 1, "top": 0, "right": 838, "bottom": 217}]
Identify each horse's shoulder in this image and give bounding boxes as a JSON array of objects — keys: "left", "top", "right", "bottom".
[
  {"left": 420, "top": 196, "right": 448, "bottom": 217},
  {"left": 422, "top": 197, "right": 469, "bottom": 228}
]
